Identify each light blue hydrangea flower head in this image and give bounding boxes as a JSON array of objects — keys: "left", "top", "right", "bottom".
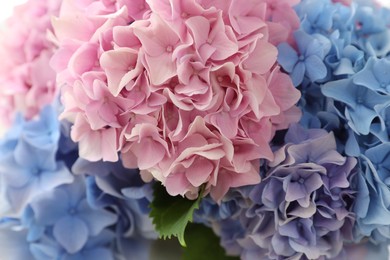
[
  {"left": 22, "top": 176, "right": 118, "bottom": 254},
  {"left": 72, "top": 159, "right": 157, "bottom": 260},
  {"left": 353, "top": 143, "right": 390, "bottom": 243},
  {"left": 30, "top": 230, "right": 115, "bottom": 260},
  {"left": 0, "top": 106, "right": 74, "bottom": 217}
]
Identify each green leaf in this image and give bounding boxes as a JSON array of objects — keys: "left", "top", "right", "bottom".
[
  {"left": 182, "top": 223, "right": 240, "bottom": 260},
  {"left": 149, "top": 183, "right": 203, "bottom": 247}
]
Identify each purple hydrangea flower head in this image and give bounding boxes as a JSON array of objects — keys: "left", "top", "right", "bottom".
[{"left": 239, "top": 125, "right": 356, "bottom": 259}]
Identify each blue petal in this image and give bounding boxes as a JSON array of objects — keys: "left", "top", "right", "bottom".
[
  {"left": 291, "top": 62, "right": 306, "bottom": 86},
  {"left": 13, "top": 139, "right": 57, "bottom": 171},
  {"left": 353, "top": 58, "right": 380, "bottom": 90},
  {"left": 122, "top": 187, "right": 148, "bottom": 200},
  {"left": 305, "top": 55, "right": 327, "bottom": 82},
  {"left": 77, "top": 200, "right": 117, "bottom": 236},
  {"left": 30, "top": 242, "right": 60, "bottom": 260},
  {"left": 53, "top": 216, "right": 89, "bottom": 254},
  {"left": 294, "top": 30, "right": 312, "bottom": 54},
  {"left": 80, "top": 248, "right": 114, "bottom": 260},
  {"left": 0, "top": 228, "right": 33, "bottom": 260},
  {"left": 277, "top": 43, "right": 298, "bottom": 73},
  {"left": 372, "top": 58, "right": 390, "bottom": 86},
  {"left": 63, "top": 176, "right": 87, "bottom": 207},
  {"left": 30, "top": 189, "right": 68, "bottom": 226}
]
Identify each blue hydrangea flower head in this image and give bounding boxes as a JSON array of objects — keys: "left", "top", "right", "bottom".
[
  {"left": 23, "top": 176, "right": 117, "bottom": 254},
  {"left": 72, "top": 159, "right": 157, "bottom": 259},
  {"left": 353, "top": 143, "right": 390, "bottom": 243},
  {"left": 30, "top": 230, "right": 115, "bottom": 260},
  {"left": 0, "top": 105, "right": 74, "bottom": 217}
]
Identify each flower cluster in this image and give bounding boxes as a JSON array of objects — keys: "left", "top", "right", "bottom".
[
  {"left": 51, "top": 0, "right": 301, "bottom": 200},
  {"left": 4, "top": 0, "right": 390, "bottom": 258},
  {"left": 205, "top": 125, "right": 357, "bottom": 259},
  {"left": 0, "top": 105, "right": 157, "bottom": 259},
  {"left": 277, "top": 0, "right": 390, "bottom": 247},
  {"left": 0, "top": 0, "right": 61, "bottom": 134},
  {"left": 0, "top": 106, "right": 74, "bottom": 217}
]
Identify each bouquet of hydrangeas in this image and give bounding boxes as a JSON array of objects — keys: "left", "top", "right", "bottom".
[{"left": 1, "top": 0, "right": 390, "bottom": 259}]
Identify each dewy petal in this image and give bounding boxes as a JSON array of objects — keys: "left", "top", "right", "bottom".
[{"left": 53, "top": 216, "right": 89, "bottom": 254}]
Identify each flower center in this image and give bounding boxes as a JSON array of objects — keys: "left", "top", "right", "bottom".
[
  {"left": 31, "top": 168, "right": 40, "bottom": 177},
  {"left": 68, "top": 208, "right": 77, "bottom": 215},
  {"left": 166, "top": 45, "right": 173, "bottom": 52}
]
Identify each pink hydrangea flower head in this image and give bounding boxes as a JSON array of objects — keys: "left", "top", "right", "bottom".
[
  {"left": 52, "top": 0, "right": 302, "bottom": 201},
  {"left": 0, "top": 0, "right": 62, "bottom": 132}
]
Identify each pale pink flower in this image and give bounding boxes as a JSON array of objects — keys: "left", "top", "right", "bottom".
[
  {"left": 0, "top": 0, "right": 61, "bottom": 131},
  {"left": 52, "top": 0, "right": 302, "bottom": 200}
]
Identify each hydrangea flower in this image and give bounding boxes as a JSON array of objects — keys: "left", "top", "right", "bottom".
[
  {"left": 72, "top": 159, "right": 157, "bottom": 259},
  {"left": 0, "top": 106, "right": 74, "bottom": 217},
  {"left": 194, "top": 187, "right": 252, "bottom": 256},
  {"left": 322, "top": 77, "right": 389, "bottom": 135},
  {"left": 51, "top": 0, "right": 302, "bottom": 200},
  {"left": 238, "top": 125, "right": 356, "bottom": 259},
  {"left": 0, "top": 0, "right": 61, "bottom": 133},
  {"left": 30, "top": 230, "right": 115, "bottom": 260},
  {"left": 277, "top": 30, "right": 331, "bottom": 86},
  {"left": 22, "top": 176, "right": 118, "bottom": 254},
  {"left": 353, "top": 57, "right": 390, "bottom": 94},
  {"left": 353, "top": 143, "right": 390, "bottom": 243}
]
